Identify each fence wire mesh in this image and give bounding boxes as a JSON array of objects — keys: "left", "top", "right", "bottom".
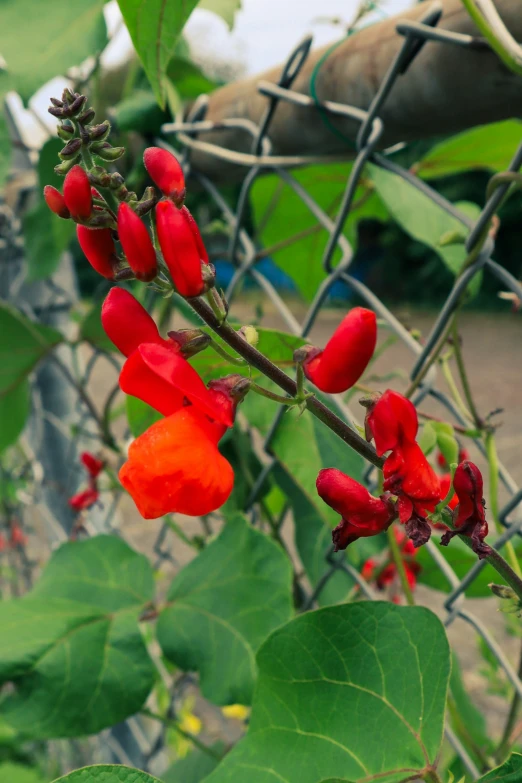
[{"left": 2, "top": 5, "right": 522, "bottom": 779}]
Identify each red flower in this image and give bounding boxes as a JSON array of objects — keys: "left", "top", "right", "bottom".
[
  {"left": 316, "top": 468, "right": 395, "bottom": 550},
  {"left": 120, "top": 408, "right": 234, "bottom": 518},
  {"left": 69, "top": 487, "right": 99, "bottom": 512},
  {"left": 10, "top": 522, "right": 27, "bottom": 548},
  {"left": 81, "top": 451, "right": 104, "bottom": 479},
  {"left": 365, "top": 390, "right": 439, "bottom": 547},
  {"left": 63, "top": 165, "right": 92, "bottom": 219},
  {"left": 117, "top": 202, "right": 157, "bottom": 282},
  {"left": 44, "top": 185, "right": 70, "bottom": 219},
  {"left": 441, "top": 461, "right": 490, "bottom": 559},
  {"left": 77, "top": 226, "right": 117, "bottom": 279},
  {"left": 181, "top": 206, "right": 209, "bottom": 265},
  {"left": 0, "top": 533, "right": 6, "bottom": 552},
  {"left": 156, "top": 199, "right": 205, "bottom": 297},
  {"left": 144, "top": 147, "right": 185, "bottom": 205},
  {"left": 361, "top": 558, "right": 376, "bottom": 581},
  {"left": 101, "top": 289, "right": 243, "bottom": 518},
  {"left": 301, "top": 307, "right": 377, "bottom": 394}
]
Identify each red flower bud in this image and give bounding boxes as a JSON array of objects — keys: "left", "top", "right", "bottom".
[
  {"left": 119, "top": 408, "right": 234, "bottom": 518},
  {"left": 365, "top": 389, "right": 418, "bottom": 455},
  {"left": 144, "top": 146, "right": 186, "bottom": 204},
  {"left": 43, "top": 185, "right": 70, "bottom": 219},
  {"left": 441, "top": 460, "right": 490, "bottom": 559},
  {"left": 361, "top": 558, "right": 376, "bottom": 581},
  {"left": 69, "top": 487, "right": 99, "bottom": 512},
  {"left": 10, "top": 522, "right": 27, "bottom": 548},
  {"left": 117, "top": 202, "right": 158, "bottom": 282},
  {"left": 302, "top": 307, "right": 377, "bottom": 394},
  {"left": 156, "top": 199, "right": 205, "bottom": 297},
  {"left": 316, "top": 468, "right": 394, "bottom": 550},
  {"left": 181, "top": 205, "right": 209, "bottom": 264},
  {"left": 81, "top": 451, "right": 104, "bottom": 479},
  {"left": 77, "top": 226, "right": 117, "bottom": 279},
  {"left": 63, "top": 165, "right": 92, "bottom": 219}
]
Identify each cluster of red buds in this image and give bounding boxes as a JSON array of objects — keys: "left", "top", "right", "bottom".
[
  {"left": 69, "top": 452, "right": 105, "bottom": 513},
  {"left": 361, "top": 528, "right": 420, "bottom": 603},
  {"left": 0, "top": 521, "right": 28, "bottom": 552}
]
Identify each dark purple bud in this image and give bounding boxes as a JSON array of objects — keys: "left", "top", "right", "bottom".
[
  {"left": 78, "top": 107, "right": 96, "bottom": 125},
  {"left": 48, "top": 106, "right": 65, "bottom": 118},
  {"left": 59, "top": 138, "right": 82, "bottom": 160},
  {"left": 50, "top": 97, "right": 63, "bottom": 108},
  {"left": 89, "top": 121, "right": 110, "bottom": 141}
]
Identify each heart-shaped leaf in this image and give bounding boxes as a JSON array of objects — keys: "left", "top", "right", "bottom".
[
  {"left": 0, "top": 536, "right": 155, "bottom": 739},
  {"left": 157, "top": 514, "right": 294, "bottom": 705},
  {"left": 477, "top": 753, "right": 522, "bottom": 782},
  {"left": 52, "top": 766, "right": 163, "bottom": 783},
  {"left": 205, "top": 603, "right": 450, "bottom": 783}
]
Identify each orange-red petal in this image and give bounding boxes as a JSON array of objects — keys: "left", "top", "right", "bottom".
[
  {"left": 120, "top": 351, "right": 185, "bottom": 416},
  {"left": 101, "top": 287, "right": 170, "bottom": 357},
  {"left": 119, "top": 409, "right": 234, "bottom": 518}
]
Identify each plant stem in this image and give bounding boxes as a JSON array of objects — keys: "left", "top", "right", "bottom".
[
  {"left": 405, "top": 317, "right": 454, "bottom": 399},
  {"left": 189, "top": 297, "right": 384, "bottom": 468},
  {"left": 451, "top": 320, "right": 483, "bottom": 429},
  {"left": 422, "top": 768, "right": 443, "bottom": 783},
  {"left": 163, "top": 516, "right": 201, "bottom": 550},
  {"left": 209, "top": 337, "right": 247, "bottom": 367},
  {"left": 440, "top": 354, "right": 472, "bottom": 422},
  {"left": 141, "top": 709, "right": 223, "bottom": 760},
  {"left": 387, "top": 526, "right": 415, "bottom": 606},
  {"left": 250, "top": 381, "right": 297, "bottom": 406},
  {"left": 496, "top": 639, "right": 522, "bottom": 763}
]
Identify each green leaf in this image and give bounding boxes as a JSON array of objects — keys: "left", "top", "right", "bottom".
[
  {"left": 205, "top": 603, "right": 450, "bottom": 783},
  {"left": 0, "top": 378, "right": 30, "bottom": 452},
  {"left": 367, "top": 164, "right": 482, "bottom": 296},
  {"left": 79, "top": 301, "right": 116, "bottom": 352},
  {"left": 0, "top": 301, "right": 63, "bottom": 394},
  {"left": 416, "top": 120, "right": 522, "bottom": 179},
  {"left": 0, "top": 763, "right": 45, "bottom": 783},
  {"left": 167, "top": 57, "right": 218, "bottom": 98},
  {"left": 0, "top": 535, "right": 155, "bottom": 739},
  {"left": 157, "top": 514, "right": 294, "bottom": 705},
  {"left": 415, "top": 534, "right": 514, "bottom": 597},
  {"left": 114, "top": 90, "right": 169, "bottom": 134},
  {"left": 198, "top": 0, "right": 241, "bottom": 29},
  {"left": 477, "top": 753, "right": 522, "bottom": 782},
  {"left": 251, "top": 164, "right": 387, "bottom": 301},
  {"left": 52, "top": 766, "right": 163, "bottom": 783},
  {"left": 448, "top": 652, "right": 491, "bottom": 764},
  {"left": 163, "top": 744, "right": 225, "bottom": 783},
  {"left": 117, "top": 0, "right": 200, "bottom": 107},
  {"left": 0, "top": 111, "right": 12, "bottom": 191},
  {"left": 0, "top": 0, "right": 106, "bottom": 101},
  {"left": 418, "top": 422, "right": 437, "bottom": 456},
  {"left": 126, "top": 395, "right": 162, "bottom": 438}
]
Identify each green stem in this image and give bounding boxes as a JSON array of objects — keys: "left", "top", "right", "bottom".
[
  {"left": 387, "top": 526, "right": 415, "bottom": 606},
  {"left": 485, "top": 432, "right": 522, "bottom": 578},
  {"left": 209, "top": 337, "right": 247, "bottom": 367},
  {"left": 163, "top": 516, "right": 201, "bottom": 550},
  {"left": 460, "top": 0, "right": 522, "bottom": 77},
  {"left": 440, "top": 354, "right": 472, "bottom": 423},
  {"left": 405, "top": 317, "right": 454, "bottom": 399},
  {"left": 451, "top": 320, "right": 482, "bottom": 429},
  {"left": 250, "top": 381, "right": 297, "bottom": 406},
  {"left": 141, "top": 709, "right": 223, "bottom": 760},
  {"left": 422, "top": 768, "right": 443, "bottom": 783}
]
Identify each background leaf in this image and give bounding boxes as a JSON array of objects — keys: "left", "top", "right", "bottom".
[
  {"left": 117, "top": 0, "right": 200, "bottom": 107},
  {"left": 52, "top": 766, "right": 163, "bottom": 783},
  {"left": 0, "top": 301, "right": 63, "bottom": 394},
  {"left": 198, "top": 0, "right": 242, "bottom": 29},
  {"left": 477, "top": 753, "right": 522, "bottom": 782},
  {"left": 0, "top": 536, "right": 155, "bottom": 739},
  {"left": 0, "top": 0, "right": 106, "bottom": 101},
  {"left": 205, "top": 603, "right": 450, "bottom": 783},
  {"left": 157, "top": 514, "right": 294, "bottom": 705},
  {"left": 0, "top": 378, "right": 30, "bottom": 452},
  {"left": 0, "top": 763, "right": 46, "bottom": 783},
  {"left": 416, "top": 121, "right": 522, "bottom": 179},
  {"left": 163, "top": 743, "right": 225, "bottom": 783}
]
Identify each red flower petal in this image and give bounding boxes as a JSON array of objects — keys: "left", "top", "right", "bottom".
[
  {"left": 119, "top": 408, "right": 234, "bottom": 518},
  {"left": 44, "top": 185, "right": 70, "bottom": 219},
  {"left": 101, "top": 288, "right": 170, "bottom": 357},
  {"left": 366, "top": 390, "right": 418, "bottom": 455},
  {"left": 120, "top": 350, "right": 185, "bottom": 417},
  {"left": 77, "top": 226, "right": 117, "bottom": 279},
  {"left": 144, "top": 147, "right": 185, "bottom": 201},
  {"left": 117, "top": 202, "right": 157, "bottom": 282},
  {"left": 303, "top": 307, "right": 377, "bottom": 394},
  {"left": 156, "top": 199, "right": 204, "bottom": 297},
  {"left": 81, "top": 451, "right": 104, "bottom": 478},
  {"left": 181, "top": 205, "right": 209, "bottom": 264},
  {"left": 63, "top": 165, "right": 92, "bottom": 219},
  {"left": 138, "top": 343, "right": 234, "bottom": 426}
]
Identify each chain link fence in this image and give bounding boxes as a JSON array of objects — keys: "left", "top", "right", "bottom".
[{"left": 1, "top": 4, "right": 522, "bottom": 779}]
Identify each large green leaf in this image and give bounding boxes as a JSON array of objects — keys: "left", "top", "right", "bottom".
[
  {"left": 0, "top": 301, "right": 63, "bottom": 394},
  {"left": 206, "top": 603, "right": 450, "bottom": 783},
  {"left": 416, "top": 535, "right": 511, "bottom": 597},
  {"left": 477, "top": 753, "right": 522, "bottom": 782},
  {"left": 448, "top": 652, "right": 492, "bottom": 767},
  {"left": 251, "top": 164, "right": 388, "bottom": 301},
  {"left": 416, "top": 120, "right": 522, "bottom": 179},
  {"left": 163, "top": 744, "right": 224, "bottom": 783},
  {"left": 52, "top": 767, "right": 163, "bottom": 783},
  {"left": 0, "top": 763, "right": 45, "bottom": 783},
  {"left": 0, "top": 378, "right": 30, "bottom": 452},
  {"left": 157, "top": 514, "right": 294, "bottom": 705},
  {"left": 117, "top": 0, "right": 200, "bottom": 107},
  {"left": 0, "top": 0, "right": 106, "bottom": 101},
  {"left": 0, "top": 535, "right": 155, "bottom": 739}
]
